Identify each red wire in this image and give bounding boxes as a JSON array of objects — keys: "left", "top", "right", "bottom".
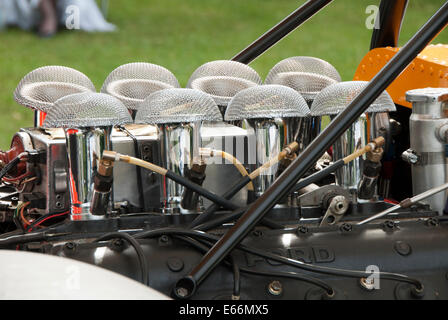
[
  {"left": 27, "top": 211, "right": 69, "bottom": 233},
  {"left": 384, "top": 198, "right": 399, "bottom": 205}
]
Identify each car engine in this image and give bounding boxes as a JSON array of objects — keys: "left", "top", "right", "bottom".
[{"left": 1, "top": 0, "right": 448, "bottom": 301}]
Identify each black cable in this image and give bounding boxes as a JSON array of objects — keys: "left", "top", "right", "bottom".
[
  {"left": 195, "top": 209, "right": 246, "bottom": 231},
  {"left": 195, "top": 208, "right": 283, "bottom": 231},
  {"left": 189, "top": 176, "right": 251, "bottom": 228},
  {"left": 293, "top": 159, "right": 345, "bottom": 193},
  {"left": 0, "top": 156, "right": 22, "bottom": 180},
  {"left": 0, "top": 231, "right": 47, "bottom": 247},
  {"left": 173, "top": 234, "right": 333, "bottom": 296},
  {"left": 133, "top": 228, "right": 423, "bottom": 290},
  {"left": 95, "top": 232, "right": 149, "bottom": 286},
  {"left": 231, "top": 257, "right": 241, "bottom": 298},
  {"left": 164, "top": 171, "right": 238, "bottom": 210}
]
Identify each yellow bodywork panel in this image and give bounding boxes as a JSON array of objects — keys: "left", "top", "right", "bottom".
[{"left": 353, "top": 44, "right": 448, "bottom": 108}]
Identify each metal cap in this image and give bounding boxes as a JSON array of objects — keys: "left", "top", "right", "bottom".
[
  {"left": 101, "top": 62, "right": 180, "bottom": 110},
  {"left": 135, "top": 88, "right": 223, "bottom": 124},
  {"left": 187, "top": 60, "right": 262, "bottom": 107},
  {"left": 224, "top": 84, "right": 310, "bottom": 121},
  {"left": 311, "top": 81, "right": 396, "bottom": 116},
  {"left": 14, "top": 66, "right": 96, "bottom": 112},
  {"left": 43, "top": 92, "right": 133, "bottom": 128},
  {"left": 265, "top": 56, "right": 341, "bottom": 101},
  {"left": 406, "top": 87, "right": 448, "bottom": 103}
]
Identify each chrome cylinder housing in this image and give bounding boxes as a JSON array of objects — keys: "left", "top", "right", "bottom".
[
  {"left": 332, "top": 114, "right": 368, "bottom": 194},
  {"left": 311, "top": 81, "right": 396, "bottom": 197},
  {"left": 405, "top": 88, "right": 448, "bottom": 214},
  {"left": 224, "top": 84, "right": 310, "bottom": 196},
  {"left": 369, "top": 112, "right": 392, "bottom": 151},
  {"left": 42, "top": 92, "right": 132, "bottom": 221},
  {"left": 159, "top": 122, "right": 202, "bottom": 213},
  {"left": 251, "top": 118, "right": 285, "bottom": 197},
  {"left": 65, "top": 127, "right": 112, "bottom": 220}
]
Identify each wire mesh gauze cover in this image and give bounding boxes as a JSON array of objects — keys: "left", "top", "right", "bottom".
[
  {"left": 265, "top": 56, "right": 341, "bottom": 101},
  {"left": 187, "top": 60, "right": 262, "bottom": 107},
  {"left": 43, "top": 92, "right": 133, "bottom": 128},
  {"left": 310, "top": 81, "right": 397, "bottom": 116},
  {"left": 224, "top": 85, "right": 310, "bottom": 121},
  {"left": 101, "top": 62, "right": 181, "bottom": 110},
  {"left": 135, "top": 88, "right": 223, "bottom": 124},
  {"left": 14, "top": 66, "right": 96, "bottom": 112}
]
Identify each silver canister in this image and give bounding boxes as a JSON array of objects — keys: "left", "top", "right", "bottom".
[
  {"left": 332, "top": 114, "right": 368, "bottom": 195},
  {"left": 404, "top": 88, "right": 448, "bottom": 214},
  {"left": 65, "top": 126, "right": 112, "bottom": 220},
  {"left": 159, "top": 122, "right": 202, "bottom": 213}
]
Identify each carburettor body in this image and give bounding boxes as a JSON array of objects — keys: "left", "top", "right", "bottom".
[
  {"left": 14, "top": 125, "right": 162, "bottom": 214},
  {"left": 404, "top": 88, "right": 448, "bottom": 214},
  {"left": 12, "top": 122, "right": 255, "bottom": 215}
]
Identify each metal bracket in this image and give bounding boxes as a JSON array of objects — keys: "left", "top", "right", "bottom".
[{"left": 320, "top": 195, "right": 349, "bottom": 226}]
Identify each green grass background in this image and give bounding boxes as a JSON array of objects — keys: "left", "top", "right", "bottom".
[{"left": 0, "top": 0, "right": 447, "bottom": 149}]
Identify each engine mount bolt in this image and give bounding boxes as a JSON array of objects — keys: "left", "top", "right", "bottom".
[
  {"left": 297, "top": 226, "right": 309, "bottom": 235},
  {"left": 340, "top": 223, "right": 352, "bottom": 233},
  {"left": 268, "top": 280, "right": 283, "bottom": 296},
  {"left": 159, "top": 235, "right": 170, "bottom": 245},
  {"left": 63, "top": 242, "right": 77, "bottom": 254},
  {"left": 383, "top": 220, "right": 397, "bottom": 231},
  {"left": 426, "top": 217, "right": 439, "bottom": 227}
]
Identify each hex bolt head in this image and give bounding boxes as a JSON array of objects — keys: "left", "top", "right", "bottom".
[
  {"left": 340, "top": 223, "right": 352, "bottom": 233},
  {"left": 297, "top": 226, "right": 309, "bottom": 235},
  {"left": 268, "top": 280, "right": 283, "bottom": 296},
  {"left": 176, "top": 287, "right": 189, "bottom": 298},
  {"left": 159, "top": 235, "right": 169, "bottom": 243}
]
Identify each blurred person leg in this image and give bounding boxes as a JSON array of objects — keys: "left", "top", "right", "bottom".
[{"left": 38, "top": 0, "right": 57, "bottom": 37}]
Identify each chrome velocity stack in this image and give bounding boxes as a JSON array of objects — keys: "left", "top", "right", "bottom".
[
  {"left": 187, "top": 60, "right": 262, "bottom": 115},
  {"left": 265, "top": 56, "right": 341, "bottom": 144},
  {"left": 403, "top": 88, "right": 448, "bottom": 214},
  {"left": 43, "top": 92, "right": 132, "bottom": 221},
  {"left": 101, "top": 62, "right": 180, "bottom": 116},
  {"left": 225, "top": 84, "right": 309, "bottom": 197},
  {"left": 135, "top": 88, "right": 222, "bottom": 213},
  {"left": 14, "top": 66, "right": 96, "bottom": 126},
  {"left": 265, "top": 56, "right": 341, "bottom": 104},
  {"left": 311, "top": 81, "right": 395, "bottom": 195}
]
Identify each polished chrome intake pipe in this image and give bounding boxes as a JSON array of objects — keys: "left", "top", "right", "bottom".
[
  {"left": 135, "top": 88, "right": 223, "bottom": 213},
  {"left": 43, "top": 92, "right": 132, "bottom": 220},
  {"left": 311, "top": 81, "right": 395, "bottom": 197},
  {"left": 65, "top": 127, "right": 112, "bottom": 218},
  {"left": 158, "top": 122, "right": 202, "bottom": 213},
  {"left": 225, "top": 84, "right": 310, "bottom": 197}
]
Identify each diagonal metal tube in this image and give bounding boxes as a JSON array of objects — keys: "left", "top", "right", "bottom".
[{"left": 232, "top": 0, "right": 333, "bottom": 64}]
